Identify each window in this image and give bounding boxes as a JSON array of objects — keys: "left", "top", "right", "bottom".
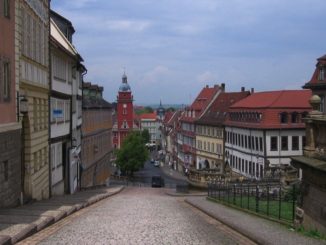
[
  {"left": 3, "top": 61, "right": 10, "bottom": 100},
  {"left": 248, "top": 136, "right": 251, "bottom": 149},
  {"left": 281, "top": 136, "right": 288, "bottom": 151},
  {"left": 245, "top": 136, "right": 248, "bottom": 148},
  {"left": 4, "top": 0, "right": 9, "bottom": 18},
  {"left": 280, "top": 112, "right": 288, "bottom": 124},
  {"left": 291, "top": 112, "right": 299, "bottom": 123},
  {"left": 292, "top": 136, "right": 299, "bottom": 151},
  {"left": 259, "top": 137, "right": 263, "bottom": 151},
  {"left": 271, "top": 136, "right": 278, "bottom": 151},
  {"left": 318, "top": 67, "right": 325, "bottom": 81},
  {"left": 302, "top": 136, "right": 306, "bottom": 148},
  {"left": 255, "top": 137, "right": 259, "bottom": 151}
]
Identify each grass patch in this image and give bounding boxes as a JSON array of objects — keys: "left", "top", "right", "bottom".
[
  {"left": 211, "top": 194, "right": 294, "bottom": 222},
  {"left": 296, "top": 226, "right": 326, "bottom": 240}
]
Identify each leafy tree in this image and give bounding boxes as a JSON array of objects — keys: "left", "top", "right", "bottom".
[
  {"left": 141, "top": 129, "right": 150, "bottom": 143},
  {"left": 144, "top": 106, "right": 154, "bottom": 113},
  {"left": 116, "top": 132, "right": 149, "bottom": 177},
  {"left": 166, "top": 107, "right": 176, "bottom": 112}
]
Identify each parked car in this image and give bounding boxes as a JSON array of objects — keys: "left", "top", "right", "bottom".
[
  {"left": 150, "top": 158, "right": 155, "bottom": 164},
  {"left": 154, "top": 160, "right": 160, "bottom": 167},
  {"left": 152, "top": 175, "right": 164, "bottom": 187}
]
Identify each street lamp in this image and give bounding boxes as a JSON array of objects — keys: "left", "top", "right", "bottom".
[{"left": 19, "top": 95, "right": 28, "bottom": 205}]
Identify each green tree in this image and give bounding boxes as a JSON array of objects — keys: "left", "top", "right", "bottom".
[
  {"left": 116, "top": 132, "right": 149, "bottom": 177},
  {"left": 141, "top": 129, "right": 150, "bottom": 143},
  {"left": 144, "top": 106, "right": 154, "bottom": 113}
]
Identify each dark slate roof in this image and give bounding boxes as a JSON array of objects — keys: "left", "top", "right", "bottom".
[
  {"left": 83, "top": 98, "right": 112, "bottom": 109},
  {"left": 196, "top": 91, "right": 250, "bottom": 126}
]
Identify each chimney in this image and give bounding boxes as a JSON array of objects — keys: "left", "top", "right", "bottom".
[
  {"left": 241, "top": 87, "right": 245, "bottom": 92},
  {"left": 206, "top": 85, "right": 209, "bottom": 88},
  {"left": 221, "top": 83, "right": 225, "bottom": 92},
  {"left": 251, "top": 88, "right": 254, "bottom": 94}
]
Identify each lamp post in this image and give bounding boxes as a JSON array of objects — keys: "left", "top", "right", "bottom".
[{"left": 19, "top": 95, "right": 28, "bottom": 205}]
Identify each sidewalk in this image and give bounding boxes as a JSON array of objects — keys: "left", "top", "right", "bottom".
[
  {"left": 0, "top": 186, "right": 124, "bottom": 245},
  {"left": 160, "top": 162, "right": 188, "bottom": 182},
  {"left": 185, "top": 196, "right": 325, "bottom": 245}
]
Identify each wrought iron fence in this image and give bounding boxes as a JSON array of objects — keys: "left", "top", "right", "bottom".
[{"left": 208, "top": 180, "right": 298, "bottom": 223}]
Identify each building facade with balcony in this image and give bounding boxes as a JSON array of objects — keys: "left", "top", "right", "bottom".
[
  {"left": 18, "top": 0, "right": 50, "bottom": 202},
  {"left": 292, "top": 54, "right": 326, "bottom": 234},
  {"left": 82, "top": 83, "right": 113, "bottom": 188},
  {"left": 0, "top": 0, "right": 22, "bottom": 207},
  {"left": 49, "top": 11, "right": 85, "bottom": 195},
  {"left": 225, "top": 90, "right": 311, "bottom": 180}
]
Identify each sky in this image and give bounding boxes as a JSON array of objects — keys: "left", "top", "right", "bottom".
[{"left": 51, "top": 0, "right": 326, "bottom": 105}]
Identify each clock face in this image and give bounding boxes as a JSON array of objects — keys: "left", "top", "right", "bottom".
[{"left": 123, "top": 104, "right": 127, "bottom": 108}]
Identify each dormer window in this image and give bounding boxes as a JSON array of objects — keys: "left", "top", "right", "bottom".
[
  {"left": 280, "top": 112, "right": 288, "bottom": 124},
  {"left": 318, "top": 66, "right": 325, "bottom": 81},
  {"left": 291, "top": 112, "right": 299, "bottom": 123}
]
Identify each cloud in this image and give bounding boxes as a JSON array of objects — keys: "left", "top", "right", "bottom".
[
  {"left": 104, "top": 19, "right": 151, "bottom": 32},
  {"left": 197, "top": 71, "right": 217, "bottom": 83},
  {"left": 141, "top": 66, "right": 170, "bottom": 85}
]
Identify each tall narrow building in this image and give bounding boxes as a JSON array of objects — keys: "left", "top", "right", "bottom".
[
  {"left": 18, "top": 0, "right": 50, "bottom": 201},
  {"left": 113, "top": 73, "right": 138, "bottom": 149},
  {"left": 0, "top": 0, "right": 22, "bottom": 207}
]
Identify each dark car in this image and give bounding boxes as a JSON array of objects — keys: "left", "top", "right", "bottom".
[{"left": 151, "top": 175, "right": 164, "bottom": 188}]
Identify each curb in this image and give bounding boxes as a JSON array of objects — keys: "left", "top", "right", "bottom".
[
  {"left": 165, "top": 191, "right": 207, "bottom": 197},
  {"left": 0, "top": 235, "right": 10, "bottom": 245},
  {"left": 1, "top": 186, "right": 124, "bottom": 245},
  {"left": 185, "top": 198, "right": 267, "bottom": 245}
]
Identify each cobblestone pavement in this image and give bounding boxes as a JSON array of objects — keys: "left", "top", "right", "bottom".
[{"left": 24, "top": 187, "right": 256, "bottom": 245}]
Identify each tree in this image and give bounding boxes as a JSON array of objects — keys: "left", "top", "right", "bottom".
[
  {"left": 141, "top": 129, "right": 150, "bottom": 143},
  {"left": 144, "top": 106, "right": 154, "bottom": 113},
  {"left": 115, "top": 132, "right": 149, "bottom": 177}
]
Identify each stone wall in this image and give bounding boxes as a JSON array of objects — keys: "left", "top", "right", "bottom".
[
  {"left": 301, "top": 168, "right": 326, "bottom": 232},
  {"left": 0, "top": 128, "right": 21, "bottom": 208}
]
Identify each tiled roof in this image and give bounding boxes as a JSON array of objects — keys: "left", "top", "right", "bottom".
[
  {"left": 83, "top": 98, "right": 112, "bottom": 109},
  {"left": 190, "top": 86, "right": 219, "bottom": 111},
  {"left": 303, "top": 54, "right": 326, "bottom": 88},
  {"left": 230, "top": 90, "right": 312, "bottom": 109},
  {"left": 196, "top": 91, "right": 251, "bottom": 126},
  {"left": 139, "top": 113, "right": 157, "bottom": 120},
  {"left": 180, "top": 85, "right": 221, "bottom": 123},
  {"left": 225, "top": 90, "right": 312, "bottom": 129},
  {"left": 163, "top": 111, "right": 174, "bottom": 124}
]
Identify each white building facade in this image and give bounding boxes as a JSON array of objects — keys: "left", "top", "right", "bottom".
[
  {"left": 224, "top": 90, "right": 311, "bottom": 180},
  {"left": 50, "top": 12, "right": 85, "bottom": 195}
]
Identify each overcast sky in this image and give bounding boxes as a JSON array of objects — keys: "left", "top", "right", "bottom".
[{"left": 51, "top": 0, "right": 326, "bottom": 105}]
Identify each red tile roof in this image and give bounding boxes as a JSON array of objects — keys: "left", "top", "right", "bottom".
[
  {"left": 225, "top": 90, "right": 312, "bottom": 129},
  {"left": 196, "top": 91, "right": 251, "bottom": 126},
  {"left": 163, "top": 111, "right": 174, "bottom": 124},
  {"left": 230, "top": 90, "right": 312, "bottom": 109},
  {"left": 139, "top": 112, "right": 157, "bottom": 120},
  {"left": 180, "top": 85, "right": 221, "bottom": 123}
]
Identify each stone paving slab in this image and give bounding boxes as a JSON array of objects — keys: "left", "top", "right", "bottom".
[
  {"left": 0, "top": 186, "right": 124, "bottom": 245},
  {"left": 186, "top": 196, "right": 325, "bottom": 245}
]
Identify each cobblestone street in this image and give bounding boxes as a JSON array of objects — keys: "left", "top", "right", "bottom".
[{"left": 25, "top": 187, "right": 255, "bottom": 245}]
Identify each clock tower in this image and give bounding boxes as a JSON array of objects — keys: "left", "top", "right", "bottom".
[{"left": 113, "top": 73, "right": 135, "bottom": 148}]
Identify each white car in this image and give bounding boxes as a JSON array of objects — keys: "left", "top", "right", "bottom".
[{"left": 154, "top": 161, "right": 160, "bottom": 167}]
